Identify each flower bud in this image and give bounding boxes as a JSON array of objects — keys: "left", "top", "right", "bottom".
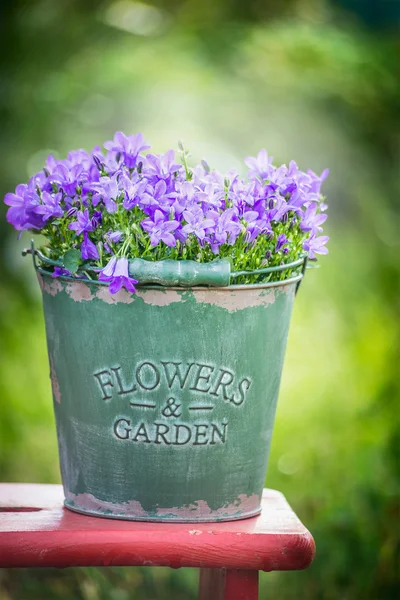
[
  {"left": 201, "top": 159, "right": 210, "bottom": 173},
  {"left": 93, "top": 155, "right": 103, "bottom": 171},
  {"left": 91, "top": 211, "right": 102, "bottom": 228}
]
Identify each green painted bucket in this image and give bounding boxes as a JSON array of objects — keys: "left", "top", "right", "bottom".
[{"left": 33, "top": 250, "right": 305, "bottom": 522}]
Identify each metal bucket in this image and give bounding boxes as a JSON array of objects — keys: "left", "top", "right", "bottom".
[{"left": 37, "top": 265, "right": 300, "bottom": 522}]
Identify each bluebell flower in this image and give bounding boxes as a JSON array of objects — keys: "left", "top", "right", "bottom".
[{"left": 99, "top": 257, "right": 138, "bottom": 294}]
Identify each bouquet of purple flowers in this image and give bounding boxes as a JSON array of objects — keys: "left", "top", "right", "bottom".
[{"left": 4, "top": 132, "right": 329, "bottom": 294}]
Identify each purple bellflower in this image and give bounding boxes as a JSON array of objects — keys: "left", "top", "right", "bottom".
[
  {"left": 52, "top": 266, "right": 72, "bottom": 278},
  {"left": 276, "top": 233, "right": 288, "bottom": 252},
  {"left": 213, "top": 208, "right": 243, "bottom": 246},
  {"left": 68, "top": 209, "right": 94, "bottom": 235},
  {"left": 50, "top": 163, "right": 86, "bottom": 196},
  {"left": 141, "top": 210, "right": 179, "bottom": 246},
  {"left": 4, "top": 131, "right": 330, "bottom": 294},
  {"left": 182, "top": 206, "right": 215, "bottom": 242},
  {"left": 104, "top": 132, "right": 150, "bottom": 169},
  {"left": 89, "top": 175, "right": 120, "bottom": 213},
  {"left": 303, "top": 235, "right": 329, "bottom": 259},
  {"left": 99, "top": 257, "right": 138, "bottom": 294},
  {"left": 105, "top": 230, "right": 123, "bottom": 245},
  {"left": 300, "top": 203, "right": 328, "bottom": 234},
  {"left": 81, "top": 232, "right": 99, "bottom": 261},
  {"left": 35, "top": 192, "right": 64, "bottom": 222},
  {"left": 145, "top": 150, "right": 182, "bottom": 182},
  {"left": 245, "top": 149, "right": 274, "bottom": 181},
  {"left": 4, "top": 185, "right": 43, "bottom": 231}
]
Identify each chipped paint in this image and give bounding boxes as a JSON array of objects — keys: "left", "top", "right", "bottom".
[
  {"left": 49, "top": 357, "right": 61, "bottom": 404},
  {"left": 136, "top": 289, "right": 183, "bottom": 306},
  {"left": 280, "top": 282, "right": 297, "bottom": 296},
  {"left": 65, "top": 491, "right": 148, "bottom": 517},
  {"left": 42, "top": 277, "right": 63, "bottom": 297},
  {"left": 95, "top": 286, "right": 134, "bottom": 305},
  {"left": 192, "top": 288, "right": 276, "bottom": 312},
  {"left": 136, "top": 287, "right": 277, "bottom": 311},
  {"left": 65, "top": 281, "right": 94, "bottom": 302},
  {"left": 64, "top": 492, "right": 261, "bottom": 522},
  {"left": 38, "top": 272, "right": 294, "bottom": 311},
  {"left": 156, "top": 494, "right": 260, "bottom": 520}
]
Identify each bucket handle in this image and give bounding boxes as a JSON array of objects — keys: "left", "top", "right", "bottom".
[{"left": 23, "top": 241, "right": 308, "bottom": 290}]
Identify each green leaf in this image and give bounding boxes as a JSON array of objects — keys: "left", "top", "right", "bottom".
[{"left": 63, "top": 249, "right": 82, "bottom": 274}]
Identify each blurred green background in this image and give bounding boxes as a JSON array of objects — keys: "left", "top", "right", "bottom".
[{"left": 0, "top": 1, "right": 399, "bottom": 598}]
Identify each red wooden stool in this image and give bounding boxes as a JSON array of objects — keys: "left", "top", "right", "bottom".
[{"left": 0, "top": 484, "right": 314, "bottom": 599}]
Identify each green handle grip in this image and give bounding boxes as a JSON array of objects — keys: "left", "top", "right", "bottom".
[
  {"left": 24, "top": 242, "right": 306, "bottom": 289},
  {"left": 128, "top": 258, "right": 231, "bottom": 287}
]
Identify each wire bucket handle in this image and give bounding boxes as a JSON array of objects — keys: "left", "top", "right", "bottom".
[{"left": 23, "top": 240, "right": 309, "bottom": 294}]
